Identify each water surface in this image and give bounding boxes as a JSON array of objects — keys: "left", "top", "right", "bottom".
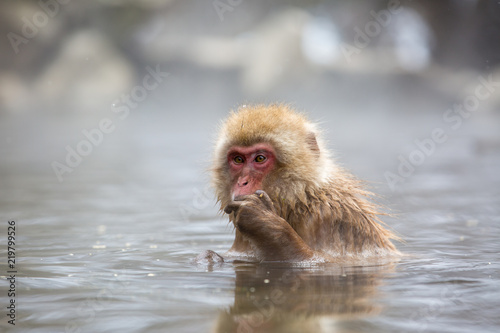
[{"left": 0, "top": 108, "right": 499, "bottom": 333}]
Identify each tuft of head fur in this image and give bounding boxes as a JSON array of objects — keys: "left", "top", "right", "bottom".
[{"left": 212, "top": 104, "right": 399, "bottom": 255}]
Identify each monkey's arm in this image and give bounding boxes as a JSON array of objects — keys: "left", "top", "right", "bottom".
[{"left": 224, "top": 191, "right": 315, "bottom": 262}]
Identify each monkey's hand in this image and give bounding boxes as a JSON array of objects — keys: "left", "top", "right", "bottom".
[
  {"left": 194, "top": 249, "right": 224, "bottom": 266},
  {"left": 224, "top": 190, "right": 314, "bottom": 261}
]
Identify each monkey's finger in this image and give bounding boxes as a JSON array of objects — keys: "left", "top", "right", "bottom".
[
  {"left": 254, "top": 190, "right": 275, "bottom": 212},
  {"left": 225, "top": 194, "right": 253, "bottom": 214},
  {"left": 224, "top": 201, "right": 243, "bottom": 214}
]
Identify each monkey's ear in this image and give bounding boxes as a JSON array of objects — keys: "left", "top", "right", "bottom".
[{"left": 306, "top": 132, "right": 320, "bottom": 157}]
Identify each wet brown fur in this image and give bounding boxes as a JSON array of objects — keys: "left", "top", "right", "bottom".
[{"left": 212, "top": 104, "right": 399, "bottom": 259}]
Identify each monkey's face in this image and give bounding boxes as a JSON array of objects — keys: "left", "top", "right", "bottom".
[{"left": 226, "top": 143, "right": 276, "bottom": 198}]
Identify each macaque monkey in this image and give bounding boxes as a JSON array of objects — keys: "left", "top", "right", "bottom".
[{"left": 200, "top": 104, "right": 399, "bottom": 263}]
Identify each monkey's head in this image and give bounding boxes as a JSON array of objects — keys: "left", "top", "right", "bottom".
[{"left": 212, "top": 104, "right": 333, "bottom": 210}]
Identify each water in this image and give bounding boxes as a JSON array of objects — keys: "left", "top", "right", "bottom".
[{"left": 1, "top": 104, "right": 499, "bottom": 333}]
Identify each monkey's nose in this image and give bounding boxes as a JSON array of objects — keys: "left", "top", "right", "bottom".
[{"left": 238, "top": 176, "right": 250, "bottom": 187}]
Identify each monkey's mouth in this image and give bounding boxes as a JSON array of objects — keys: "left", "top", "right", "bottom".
[{"left": 231, "top": 189, "right": 262, "bottom": 201}]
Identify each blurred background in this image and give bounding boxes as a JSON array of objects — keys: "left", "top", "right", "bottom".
[
  {"left": 2, "top": 0, "right": 500, "bottom": 114},
  {"left": 1, "top": 1, "right": 500, "bottom": 332}
]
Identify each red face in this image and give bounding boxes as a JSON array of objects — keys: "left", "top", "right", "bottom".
[{"left": 227, "top": 143, "right": 276, "bottom": 198}]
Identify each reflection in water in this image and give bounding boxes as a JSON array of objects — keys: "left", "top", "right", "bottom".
[{"left": 214, "top": 262, "right": 395, "bottom": 333}]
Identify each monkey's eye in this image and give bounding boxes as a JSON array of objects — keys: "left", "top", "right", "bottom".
[
  {"left": 255, "top": 155, "right": 266, "bottom": 163},
  {"left": 233, "top": 156, "right": 244, "bottom": 164}
]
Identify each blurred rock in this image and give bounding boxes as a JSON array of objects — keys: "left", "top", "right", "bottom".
[{"left": 34, "top": 30, "right": 136, "bottom": 114}]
